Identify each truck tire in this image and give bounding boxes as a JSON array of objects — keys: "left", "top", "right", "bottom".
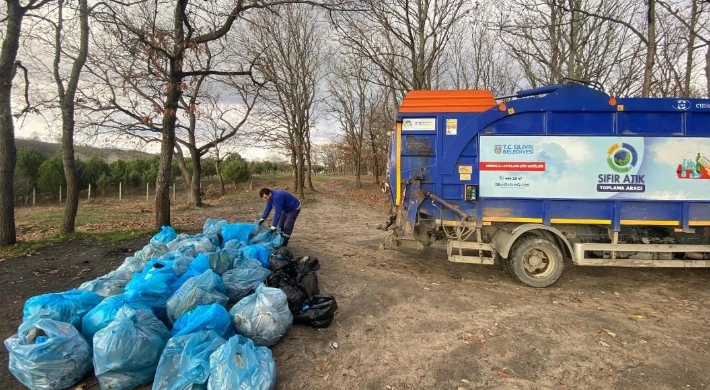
[
  {"left": 508, "top": 236, "right": 564, "bottom": 288},
  {"left": 499, "top": 256, "right": 512, "bottom": 276}
]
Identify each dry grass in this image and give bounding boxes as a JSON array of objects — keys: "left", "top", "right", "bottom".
[{"left": 9, "top": 174, "right": 389, "bottom": 244}]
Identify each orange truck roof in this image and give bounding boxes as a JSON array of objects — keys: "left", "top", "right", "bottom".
[{"left": 399, "top": 90, "right": 497, "bottom": 113}]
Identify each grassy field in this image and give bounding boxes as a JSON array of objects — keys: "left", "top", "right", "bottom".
[{"left": 2, "top": 173, "right": 390, "bottom": 258}]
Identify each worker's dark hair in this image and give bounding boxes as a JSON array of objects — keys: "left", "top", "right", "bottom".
[{"left": 259, "top": 188, "right": 271, "bottom": 197}]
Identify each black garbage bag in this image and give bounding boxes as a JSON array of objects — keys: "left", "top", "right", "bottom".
[
  {"left": 294, "top": 295, "right": 338, "bottom": 328},
  {"left": 266, "top": 256, "right": 323, "bottom": 314},
  {"left": 295, "top": 256, "right": 320, "bottom": 298},
  {"left": 268, "top": 247, "right": 295, "bottom": 270},
  {"left": 272, "top": 247, "right": 294, "bottom": 262},
  {"left": 266, "top": 264, "right": 306, "bottom": 314}
]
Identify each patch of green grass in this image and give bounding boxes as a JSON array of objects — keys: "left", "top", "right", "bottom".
[
  {"left": 16, "top": 203, "right": 147, "bottom": 227},
  {"left": 0, "top": 229, "right": 154, "bottom": 259}
]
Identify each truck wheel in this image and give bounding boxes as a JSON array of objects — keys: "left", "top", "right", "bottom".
[
  {"left": 508, "top": 236, "right": 564, "bottom": 288},
  {"left": 499, "top": 256, "right": 512, "bottom": 275}
]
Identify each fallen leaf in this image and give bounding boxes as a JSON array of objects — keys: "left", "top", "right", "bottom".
[
  {"left": 496, "top": 370, "right": 510, "bottom": 378},
  {"left": 602, "top": 328, "right": 616, "bottom": 338},
  {"left": 599, "top": 340, "right": 610, "bottom": 347},
  {"left": 315, "top": 362, "right": 328, "bottom": 372}
]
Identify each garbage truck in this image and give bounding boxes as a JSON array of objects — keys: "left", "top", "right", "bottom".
[{"left": 380, "top": 81, "right": 710, "bottom": 287}]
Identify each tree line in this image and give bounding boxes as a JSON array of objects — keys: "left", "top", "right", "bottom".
[
  {"left": 13, "top": 146, "right": 270, "bottom": 203},
  {"left": 1, "top": 0, "right": 708, "bottom": 246}
]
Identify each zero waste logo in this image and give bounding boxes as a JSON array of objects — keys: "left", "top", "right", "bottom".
[{"left": 606, "top": 143, "right": 638, "bottom": 173}]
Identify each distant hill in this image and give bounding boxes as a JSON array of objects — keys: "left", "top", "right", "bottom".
[{"left": 14, "top": 138, "right": 156, "bottom": 163}]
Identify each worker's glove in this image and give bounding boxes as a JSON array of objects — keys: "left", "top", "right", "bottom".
[
  {"left": 258, "top": 218, "right": 266, "bottom": 225},
  {"left": 268, "top": 226, "right": 277, "bottom": 232}
]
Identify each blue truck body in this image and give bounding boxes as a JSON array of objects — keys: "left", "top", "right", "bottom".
[{"left": 384, "top": 83, "right": 710, "bottom": 287}]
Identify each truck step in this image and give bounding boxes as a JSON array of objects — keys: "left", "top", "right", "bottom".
[
  {"left": 575, "top": 258, "right": 710, "bottom": 267},
  {"left": 448, "top": 254, "right": 495, "bottom": 265},
  {"left": 573, "top": 243, "right": 710, "bottom": 267},
  {"left": 447, "top": 240, "right": 495, "bottom": 264}
]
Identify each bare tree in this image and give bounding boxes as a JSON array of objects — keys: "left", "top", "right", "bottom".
[
  {"left": 334, "top": 0, "right": 470, "bottom": 97},
  {"left": 495, "top": 0, "right": 646, "bottom": 94},
  {"left": 366, "top": 92, "right": 394, "bottom": 185},
  {"left": 247, "top": 5, "right": 329, "bottom": 198},
  {"left": 328, "top": 53, "right": 386, "bottom": 188},
  {"left": 53, "top": 0, "right": 89, "bottom": 234},
  {"left": 0, "top": 0, "right": 53, "bottom": 246},
  {"left": 441, "top": 2, "right": 520, "bottom": 94},
  {"left": 83, "top": 0, "right": 346, "bottom": 226},
  {"left": 657, "top": 0, "right": 710, "bottom": 97},
  {"left": 175, "top": 74, "right": 260, "bottom": 206}
]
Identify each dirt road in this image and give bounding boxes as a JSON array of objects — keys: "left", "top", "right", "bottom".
[{"left": 1, "top": 184, "right": 709, "bottom": 389}]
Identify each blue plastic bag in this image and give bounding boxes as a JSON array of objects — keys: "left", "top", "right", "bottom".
[
  {"left": 116, "top": 256, "right": 149, "bottom": 273},
  {"left": 208, "top": 335, "right": 276, "bottom": 390},
  {"left": 248, "top": 225, "right": 284, "bottom": 249},
  {"left": 4, "top": 317, "right": 92, "bottom": 390},
  {"left": 151, "top": 226, "right": 178, "bottom": 245},
  {"left": 78, "top": 269, "right": 133, "bottom": 298},
  {"left": 222, "top": 239, "right": 244, "bottom": 251},
  {"left": 166, "top": 233, "right": 190, "bottom": 252},
  {"left": 125, "top": 260, "right": 178, "bottom": 323},
  {"left": 134, "top": 241, "right": 169, "bottom": 261},
  {"left": 170, "top": 253, "right": 210, "bottom": 291},
  {"left": 232, "top": 253, "right": 263, "bottom": 270},
  {"left": 222, "top": 267, "right": 271, "bottom": 303},
  {"left": 23, "top": 289, "right": 101, "bottom": 333},
  {"left": 162, "top": 253, "right": 194, "bottom": 277},
  {"left": 240, "top": 245, "right": 270, "bottom": 268},
  {"left": 166, "top": 270, "right": 229, "bottom": 324},
  {"left": 206, "top": 250, "right": 232, "bottom": 275},
  {"left": 172, "top": 242, "right": 198, "bottom": 258},
  {"left": 171, "top": 304, "right": 235, "bottom": 340},
  {"left": 228, "top": 283, "right": 293, "bottom": 347},
  {"left": 203, "top": 218, "right": 228, "bottom": 236},
  {"left": 153, "top": 330, "right": 226, "bottom": 390},
  {"left": 93, "top": 307, "right": 170, "bottom": 390},
  {"left": 81, "top": 290, "right": 152, "bottom": 344},
  {"left": 221, "top": 223, "right": 257, "bottom": 245}
]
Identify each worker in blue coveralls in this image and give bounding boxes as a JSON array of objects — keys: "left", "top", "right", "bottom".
[{"left": 259, "top": 188, "right": 301, "bottom": 247}]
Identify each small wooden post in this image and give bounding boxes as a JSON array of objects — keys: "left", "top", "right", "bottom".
[
  {"left": 146, "top": 182, "right": 149, "bottom": 201},
  {"left": 59, "top": 185, "right": 62, "bottom": 203},
  {"left": 32, "top": 188, "right": 36, "bottom": 206},
  {"left": 119, "top": 182, "right": 122, "bottom": 200},
  {"left": 88, "top": 183, "right": 92, "bottom": 200},
  {"left": 173, "top": 183, "right": 176, "bottom": 201}
]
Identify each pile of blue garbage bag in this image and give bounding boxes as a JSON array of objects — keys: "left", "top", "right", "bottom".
[{"left": 4, "top": 219, "right": 337, "bottom": 390}]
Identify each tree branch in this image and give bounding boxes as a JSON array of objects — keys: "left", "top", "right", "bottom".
[{"left": 13, "top": 61, "right": 35, "bottom": 117}]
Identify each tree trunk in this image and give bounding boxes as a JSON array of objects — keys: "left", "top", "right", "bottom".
[
  {"left": 215, "top": 150, "right": 225, "bottom": 194},
  {"left": 355, "top": 154, "right": 362, "bottom": 189},
  {"left": 705, "top": 46, "right": 710, "bottom": 97},
  {"left": 156, "top": 77, "right": 181, "bottom": 227},
  {"left": 295, "top": 133, "right": 305, "bottom": 199},
  {"left": 370, "top": 136, "right": 380, "bottom": 185},
  {"left": 61, "top": 143, "right": 79, "bottom": 234},
  {"left": 0, "top": 1, "right": 25, "bottom": 246},
  {"left": 642, "top": 0, "right": 656, "bottom": 97},
  {"left": 683, "top": 0, "right": 699, "bottom": 97},
  {"left": 291, "top": 147, "right": 298, "bottom": 191},
  {"left": 174, "top": 146, "right": 192, "bottom": 203},
  {"left": 59, "top": 0, "right": 89, "bottom": 235},
  {"left": 305, "top": 130, "right": 314, "bottom": 190},
  {"left": 306, "top": 152, "right": 314, "bottom": 190},
  {"left": 190, "top": 150, "right": 202, "bottom": 207}
]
